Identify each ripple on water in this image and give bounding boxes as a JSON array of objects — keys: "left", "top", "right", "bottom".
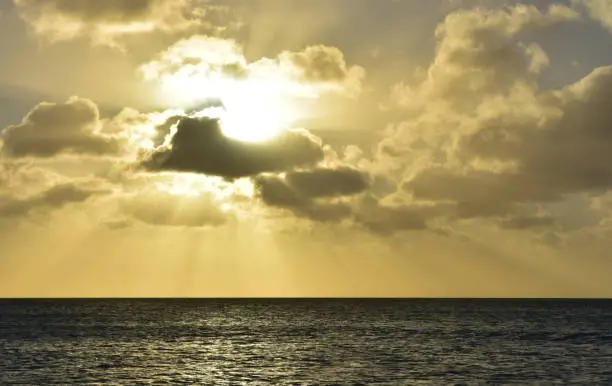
[{"left": 1, "top": 300, "right": 612, "bottom": 384}]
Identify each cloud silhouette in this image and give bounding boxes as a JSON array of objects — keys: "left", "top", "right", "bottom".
[{"left": 141, "top": 116, "right": 325, "bottom": 178}]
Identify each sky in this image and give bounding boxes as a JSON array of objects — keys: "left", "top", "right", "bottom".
[{"left": 2, "top": 0, "right": 612, "bottom": 297}]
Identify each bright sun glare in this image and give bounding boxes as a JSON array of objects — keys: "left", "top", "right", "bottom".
[{"left": 158, "top": 72, "right": 300, "bottom": 143}]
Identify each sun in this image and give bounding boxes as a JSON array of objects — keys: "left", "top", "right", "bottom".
[
  {"left": 213, "top": 80, "right": 297, "bottom": 142},
  {"left": 157, "top": 72, "right": 301, "bottom": 143},
  {"left": 140, "top": 36, "right": 327, "bottom": 143}
]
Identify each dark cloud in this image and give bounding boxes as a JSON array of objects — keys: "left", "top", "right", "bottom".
[
  {"left": 0, "top": 182, "right": 109, "bottom": 218},
  {"left": 150, "top": 101, "right": 225, "bottom": 147},
  {"left": 1, "top": 97, "right": 122, "bottom": 158},
  {"left": 142, "top": 116, "right": 324, "bottom": 179},
  {"left": 256, "top": 175, "right": 307, "bottom": 208},
  {"left": 15, "top": 0, "right": 157, "bottom": 22},
  {"left": 285, "top": 167, "right": 370, "bottom": 198},
  {"left": 254, "top": 172, "right": 439, "bottom": 233},
  {"left": 254, "top": 168, "right": 366, "bottom": 223}
]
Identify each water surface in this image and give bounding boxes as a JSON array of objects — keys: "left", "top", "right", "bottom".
[{"left": 1, "top": 299, "right": 611, "bottom": 384}]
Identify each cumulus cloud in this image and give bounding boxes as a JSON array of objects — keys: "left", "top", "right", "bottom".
[
  {"left": 13, "top": 0, "right": 234, "bottom": 46},
  {"left": 141, "top": 116, "right": 325, "bottom": 179},
  {"left": 393, "top": 3, "right": 579, "bottom": 112},
  {"left": 0, "top": 97, "right": 123, "bottom": 158},
  {"left": 7, "top": 1, "right": 606, "bottom": 241},
  {"left": 406, "top": 64, "right": 612, "bottom": 214},
  {"left": 579, "top": 0, "right": 612, "bottom": 32},
  {"left": 277, "top": 45, "right": 365, "bottom": 92},
  {"left": 379, "top": 3, "right": 599, "bottom": 233}
]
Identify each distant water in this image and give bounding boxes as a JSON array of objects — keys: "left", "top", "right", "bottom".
[{"left": 1, "top": 300, "right": 612, "bottom": 385}]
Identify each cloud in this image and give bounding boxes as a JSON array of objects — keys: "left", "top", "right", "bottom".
[
  {"left": 0, "top": 97, "right": 123, "bottom": 158},
  {"left": 253, "top": 168, "right": 445, "bottom": 234},
  {"left": 119, "top": 188, "right": 231, "bottom": 228},
  {"left": 13, "top": 0, "right": 234, "bottom": 46},
  {"left": 277, "top": 45, "right": 366, "bottom": 92},
  {"left": 254, "top": 166, "right": 370, "bottom": 222},
  {"left": 578, "top": 0, "right": 612, "bottom": 32},
  {"left": 352, "top": 195, "right": 430, "bottom": 234},
  {"left": 393, "top": 4, "right": 579, "bottom": 112},
  {"left": 0, "top": 163, "right": 57, "bottom": 193},
  {"left": 284, "top": 167, "right": 370, "bottom": 198},
  {"left": 0, "top": 180, "right": 110, "bottom": 219},
  {"left": 404, "top": 168, "right": 557, "bottom": 220},
  {"left": 439, "top": 66, "right": 612, "bottom": 204},
  {"left": 141, "top": 116, "right": 325, "bottom": 179},
  {"left": 380, "top": 4, "right": 595, "bottom": 230},
  {"left": 140, "top": 36, "right": 365, "bottom": 106},
  {"left": 139, "top": 36, "right": 247, "bottom": 81},
  {"left": 3, "top": 1, "right": 601, "bottom": 242},
  {"left": 254, "top": 174, "right": 352, "bottom": 223}
]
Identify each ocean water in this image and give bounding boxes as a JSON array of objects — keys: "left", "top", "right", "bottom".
[{"left": 1, "top": 300, "right": 611, "bottom": 385}]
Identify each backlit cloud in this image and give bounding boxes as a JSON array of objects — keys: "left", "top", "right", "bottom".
[
  {"left": 380, "top": 3, "right": 593, "bottom": 231},
  {"left": 140, "top": 36, "right": 366, "bottom": 109},
  {"left": 141, "top": 116, "right": 325, "bottom": 179},
  {"left": 0, "top": 97, "right": 123, "bottom": 158},
  {"left": 5, "top": 0, "right": 612, "bottom": 297}
]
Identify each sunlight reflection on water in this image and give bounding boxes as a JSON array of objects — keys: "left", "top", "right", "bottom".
[{"left": 1, "top": 300, "right": 611, "bottom": 384}]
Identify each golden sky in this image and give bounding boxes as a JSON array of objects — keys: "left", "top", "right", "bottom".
[{"left": 1, "top": 0, "right": 612, "bottom": 297}]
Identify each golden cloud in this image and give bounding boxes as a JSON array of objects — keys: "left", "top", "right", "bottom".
[{"left": 13, "top": 0, "right": 235, "bottom": 46}]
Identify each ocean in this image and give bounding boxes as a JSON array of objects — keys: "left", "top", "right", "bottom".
[{"left": 1, "top": 299, "right": 611, "bottom": 384}]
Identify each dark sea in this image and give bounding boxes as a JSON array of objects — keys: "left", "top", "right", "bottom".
[{"left": 1, "top": 300, "right": 611, "bottom": 385}]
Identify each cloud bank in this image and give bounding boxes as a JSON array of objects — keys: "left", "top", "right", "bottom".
[{"left": 5, "top": 1, "right": 612, "bottom": 244}]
